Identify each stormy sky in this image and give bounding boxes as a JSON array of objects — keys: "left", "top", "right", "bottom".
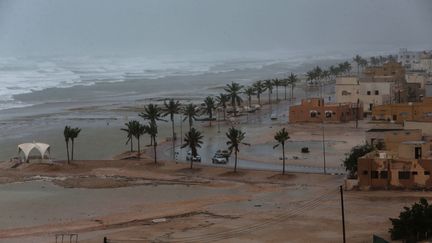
[{"left": 0, "top": 0, "right": 431, "bottom": 56}]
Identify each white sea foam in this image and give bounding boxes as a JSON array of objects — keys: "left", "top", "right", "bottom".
[{"left": 0, "top": 51, "right": 351, "bottom": 110}]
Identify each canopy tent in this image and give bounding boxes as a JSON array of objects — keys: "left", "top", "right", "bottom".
[{"left": 17, "top": 142, "right": 51, "bottom": 162}]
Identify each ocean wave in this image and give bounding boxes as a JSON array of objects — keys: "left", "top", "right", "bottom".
[{"left": 0, "top": 51, "right": 353, "bottom": 110}]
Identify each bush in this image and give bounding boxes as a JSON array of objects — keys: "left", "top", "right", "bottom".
[
  {"left": 343, "top": 143, "right": 374, "bottom": 178},
  {"left": 389, "top": 198, "right": 432, "bottom": 242}
]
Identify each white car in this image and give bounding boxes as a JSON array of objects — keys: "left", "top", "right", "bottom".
[
  {"left": 186, "top": 151, "right": 201, "bottom": 162},
  {"left": 212, "top": 154, "right": 228, "bottom": 164}
]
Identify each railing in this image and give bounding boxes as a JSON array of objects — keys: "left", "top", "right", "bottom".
[{"left": 55, "top": 233, "right": 78, "bottom": 243}]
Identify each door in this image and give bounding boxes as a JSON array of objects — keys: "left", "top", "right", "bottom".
[{"left": 415, "top": 147, "right": 422, "bottom": 159}]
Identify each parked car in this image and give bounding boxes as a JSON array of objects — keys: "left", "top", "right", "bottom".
[
  {"left": 212, "top": 153, "right": 228, "bottom": 164},
  {"left": 270, "top": 113, "right": 278, "bottom": 120},
  {"left": 186, "top": 151, "right": 201, "bottom": 162}
]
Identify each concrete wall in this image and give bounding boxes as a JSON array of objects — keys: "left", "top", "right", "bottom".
[
  {"left": 289, "top": 98, "right": 362, "bottom": 123},
  {"left": 372, "top": 98, "right": 432, "bottom": 123}
]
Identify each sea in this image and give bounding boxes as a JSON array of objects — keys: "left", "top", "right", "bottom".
[{"left": 0, "top": 50, "right": 357, "bottom": 111}]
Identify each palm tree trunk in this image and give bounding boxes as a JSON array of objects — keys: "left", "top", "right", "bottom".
[
  {"left": 171, "top": 119, "right": 175, "bottom": 160},
  {"left": 257, "top": 94, "right": 261, "bottom": 105},
  {"left": 130, "top": 137, "right": 133, "bottom": 152},
  {"left": 291, "top": 86, "right": 294, "bottom": 102},
  {"left": 209, "top": 112, "right": 212, "bottom": 127},
  {"left": 137, "top": 136, "right": 141, "bottom": 157},
  {"left": 65, "top": 141, "right": 70, "bottom": 164},
  {"left": 153, "top": 137, "right": 157, "bottom": 164},
  {"left": 276, "top": 86, "right": 279, "bottom": 101},
  {"left": 282, "top": 143, "right": 285, "bottom": 175},
  {"left": 248, "top": 96, "right": 251, "bottom": 107},
  {"left": 284, "top": 86, "right": 287, "bottom": 100},
  {"left": 234, "top": 151, "right": 238, "bottom": 173},
  {"left": 190, "top": 157, "right": 193, "bottom": 169},
  {"left": 268, "top": 91, "right": 271, "bottom": 104},
  {"left": 223, "top": 107, "right": 226, "bottom": 120},
  {"left": 71, "top": 139, "right": 74, "bottom": 161}
]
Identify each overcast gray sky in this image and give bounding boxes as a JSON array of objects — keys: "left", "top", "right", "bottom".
[{"left": 0, "top": 0, "right": 431, "bottom": 56}]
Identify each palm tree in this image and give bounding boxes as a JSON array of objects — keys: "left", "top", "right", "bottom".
[
  {"left": 273, "top": 128, "right": 290, "bottom": 175},
  {"left": 224, "top": 82, "right": 243, "bottom": 116},
  {"left": 134, "top": 122, "right": 146, "bottom": 156},
  {"left": 360, "top": 58, "right": 368, "bottom": 72},
  {"left": 140, "top": 103, "right": 165, "bottom": 145},
  {"left": 121, "top": 120, "right": 136, "bottom": 152},
  {"left": 181, "top": 128, "right": 204, "bottom": 169},
  {"left": 226, "top": 127, "right": 249, "bottom": 173},
  {"left": 63, "top": 126, "right": 72, "bottom": 164},
  {"left": 281, "top": 78, "right": 289, "bottom": 100},
  {"left": 70, "top": 127, "right": 81, "bottom": 161},
  {"left": 272, "top": 78, "right": 283, "bottom": 102},
  {"left": 253, "top": 81, "right": 265, "bottom": 105},
  {"left": 264, "top": 79, "right": 273, "bottom": 104},
  {"left": 163, "top": 99, "right": 181, "bottom": 159},
  {"left": 183, "top": 103, "right": 199, "bottom": 131},
  {"left": 216, "top": 93, "right": 229, "bottom": 121},
  {"left": 329, "top": 65, "right": 339, "bottom": 80},
  {"left": 306, "top": 70, "right": 315, "bottom": 85},
  {"left": 287, "top": 73, "right": 298, "bottom": 102},
  {"left": 353, "top": 55, "right": 363, "bottom": 76},
  {"left": 145, "top": 122, "right": 158, "bottom": 164},
  {"left": 203, "top": 96, "right": 216, "bottom": 126},
  {"left": 243, "top": 86, "right": 256, "bottom": 107}
]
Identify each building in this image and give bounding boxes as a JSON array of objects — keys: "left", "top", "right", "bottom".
[
  {"left": 371, "top": 97, "right": 432, "bottom": 123},
  {"left": 365, "top": 129, "right": 422, "bottom": 151},
  {"left": 358, "top": 139, "right": 432, "bottom": 190},
  {"left": 398, "top": 48, "right": 421, "bottom": 69},
  {"left": 363, "top": 60, "right": 406, "bottom": 81},
  {"left": 289, "top": 98, "right": 362, "bottom": 123}
]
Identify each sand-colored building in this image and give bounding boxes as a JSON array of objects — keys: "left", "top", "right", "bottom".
[
  {"left": 366, "top": 129, "right": 422, "bottom": 151},
  {"left": 358, "top": 139, "right": 432, "bottom": 190},
  {"left": 335, "top": 61, "right": 409, "bottom": 113},
  {"left": 363, "top": 60, "right": 406, "bottom": 81},
  {"left": 371, "top": 97, "right": 432, "bottom": 123},
  {"left": 289, "top": 98, "right": 362, "bottom": 123}
]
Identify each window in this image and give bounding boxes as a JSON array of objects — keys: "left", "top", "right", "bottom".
[
  {"left": 398, "top": 171, "right": 410, "bottom": 179},
  {"left": 371, "top": 171, "right": 379, "bottom": 179},
  {"left": 380, "top": 171, "right": 388, "bottom": 179},
  {"left": 325, "top": 111, "right": 332, "bottom": 118},
  {"left": 375, "top": 90, "right": 379, "bottom": 95},
  {"left": 363, "top": 170, "right": 368, "bottom": 175},
  {"left": 425, "top": 171, "right": 430, "bottom": 176},
  {"left": 310, "top": 111, "right": 317, "bottom": 118},
  {"left": 412, "top": 171, "right": 418, "bottom": 175},
  {"left": 367, "top": 91, "right": 371, "bottom": 95}
]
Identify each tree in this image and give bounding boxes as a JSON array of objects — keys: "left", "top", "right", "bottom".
[
  {"left": 329, "top": 65, "right": 340, "bottom": 79},
  {"left": 264, "top": 79, "right": 273, "bottom": 104},
  {"left": 216, "top": 93, "right": 229, "bottom": 121},
  {"left": 224, "top": 82, "right": 243, "bottom": 116},
  {"left": 273, "top": 128, "right": 290, "bottom": 175},
  {"left": 145, "top": 121, "right": 158, "bottom": 164},
  {"left": 343, "top": 143, "right": 374, "bottom": 178},
  {"left": 69, "top": 127, "right": 81, "bottom": 161},
  {"left": 389, "top": 198, "right": 432, "bottom": 242},
  {"left": 63, "top": 126, "right": 72, "bottom": 164},
  {"left": 134, "top": 122, "right": 146, "bottom": 156},
  {"left": 226, "top": 127, "right": 249, "bottom": 173},
  {"left": 140, "top": 103, "right": 165, "bottom": 145},
  {"left": 243, "top": 86, "right": 256, "bottom": 107},
  {"left": 370, "top": 56, "right": 380, "bottom": 66},
  {"left": 253, "top": 80, "right": 266, "bottom": 105},
  {"left": 272, "top": 78, "right": 283, "bottom": 102},
  {"left": 306, "top": 70, "right": 316, "bottom": 86},
  {"left": 183, "top": 103, "right": 199, "bottom": 131},
  {"left": 164, "top": 99, "right": 181, "bottom": 159},
  {"left": 203, "top": 96, "right": 216, "bottom": 126},
  {"left": 281, "top": 78, "right": 288, "bottom": 100},
  {"left": 121, "top": 121, "right": 135, "bottom": 152},
  {"left": 181, "top": 128, "right": 204, "bottom": 169},
  {"left": 353, "top": 55, "right": 363, "bottom": 76},
  {"left": 287, "top": 73, "right": 298, "bottom": 102}
]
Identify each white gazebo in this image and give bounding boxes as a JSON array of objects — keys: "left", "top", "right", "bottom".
[{"left": 17, "top": 142, "right": 51, "bottom": 162}]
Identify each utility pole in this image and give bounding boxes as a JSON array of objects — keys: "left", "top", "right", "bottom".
[
  {"left": 340, "top": 185, "right": 346, "bottom": 243},
  {"left": 355, "top": 98, "right": 360, "bottom": 129},
  {"left": 321, "top": 82, "right": 327, "bottom": 175}
]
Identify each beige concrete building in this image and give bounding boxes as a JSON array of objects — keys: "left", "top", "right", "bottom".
[{"left": 358, "top": 139, "right": 432, "bottom": 190}]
